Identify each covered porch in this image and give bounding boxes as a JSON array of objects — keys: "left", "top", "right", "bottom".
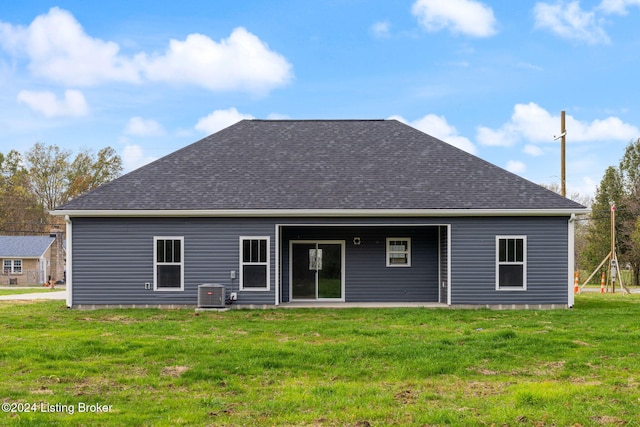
[{"left": 276, "top": 224, "right": 450, "bottom": 305}]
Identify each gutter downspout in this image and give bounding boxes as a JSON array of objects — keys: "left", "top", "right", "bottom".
[
  {"left": 568, "top": 214, "right": 576, "bottom": 308},
  {"left": 65, "top": 215, "right": 72, "bottom": 308}
]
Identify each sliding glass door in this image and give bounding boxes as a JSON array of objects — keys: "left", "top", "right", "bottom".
[{"left": 291, "top": 241, "right": 343, "bottom": 300}]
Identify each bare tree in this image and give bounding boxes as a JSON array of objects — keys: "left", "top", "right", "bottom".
[
  {"left": 24, "top": 143, "right": 122, "bottom": 211},
  {"left": 24, "top": 143, "right": 71, "bottom": 211},
  {"left": 65, "top": 146, "right": 122, "bottom": 202},
  {"left": 0, "top": 150, "right": 48, "bottom": 234},
  {"left": 0, "top": 143, "right": 122, "bottom": 234}
]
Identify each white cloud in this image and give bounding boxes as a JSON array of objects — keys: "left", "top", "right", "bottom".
[
  {"left": 17, "top": 89, "right": 88, "bottom": 117},
  {"left": 0, "top": 9, "right": 292, "bottom": 94},
  {"left": 575, "top": 176, "right": 597, "bottom": 199},
  {"left": 510, "top": 102, "right": 559, "bottom": 142},
  {"left": 390, "top": 113, "right": 477, "bottom": 154},
  {"left": 506, "top": 160, "right": 526, "bottom": 174},
  {"left": 195, "top": 108, "right": 254, "bottom": 134},
  {"left": 141, "top": 27, "right": 293, "bottom": 94},
  {"left": 476, "top": 126, "right": 518, "bottom": 147},
  {"left": 477, "top": 102, "right": 639, "bottom": 146},
  {"left": 569, "top": 115, "right": 637, "bottom": 140},
  {"left": 523, "top": 144, "right": 545, "bottom": 156},
  {"left": 599, "top": 0, "right": 640, "bottom": 14},
  {"left": 371, "top": 21, "right": 391, "bottom": 38},
  {"left": 0, "top": 7, "right": 140, "bottom": 85},
  {"left": 122, "top": 144, "right": 158, "bottom": 172},
  {"left": 124, "top": 117, "right": 165, "bottom": 137},
  {"left": 533, "top": 1, "right": 610, "bottom": 44},
  {"left": 411, "top": 0, "right": 497, "bottom": 37}
]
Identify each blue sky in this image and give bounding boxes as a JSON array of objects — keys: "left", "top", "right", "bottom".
[{"left": 1, "top": 0, "right": 639, "bottom": 198}]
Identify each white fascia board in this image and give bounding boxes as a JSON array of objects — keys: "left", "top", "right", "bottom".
[
  {"left": 0, "top": 256, "right": 41, "bottom": 260},
  {"left": 52, "top": 208, "right": 589, "bottom": 218}
]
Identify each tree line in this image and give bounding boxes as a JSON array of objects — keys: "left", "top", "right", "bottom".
[
  {"left": 581, "top": 138, "right": 640, "bottom": 286},
  {"left": 3, "top": 138, "right": 640, "bottom": 286},
  {"left": 0, "top": 143, "right": 122, "bottom": 235}
]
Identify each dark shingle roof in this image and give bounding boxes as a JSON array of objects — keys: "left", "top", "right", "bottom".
[
  {"left": 56, "top": 119, "right": 585, "bottom": 212},
  {"left": 0, "top": 236, "right": 55, "bottom": 258}
]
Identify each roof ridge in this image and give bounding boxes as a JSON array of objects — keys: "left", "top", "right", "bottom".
[{"left": 248, "top": 119, "right": 387, "bottom": 122}]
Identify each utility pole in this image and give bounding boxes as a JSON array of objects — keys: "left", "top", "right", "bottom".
[
  {"left": 554, "top": 110, "right": 567, "bottom": 197},
  {"left": 560, "top": 111, "right": 566, "bottom": 198}
]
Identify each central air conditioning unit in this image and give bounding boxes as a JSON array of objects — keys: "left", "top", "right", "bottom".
[{"left": 198, "top": 284, "right": 225, "bottom": 308}]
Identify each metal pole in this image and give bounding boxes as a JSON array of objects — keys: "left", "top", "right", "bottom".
[
  {"left": 611, "top": 203, "right": 616, "bottom": 293},
  {"left": 561, "top": 110, "right": 566, "bottom": 197}
]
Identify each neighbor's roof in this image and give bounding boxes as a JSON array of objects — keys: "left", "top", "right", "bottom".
[
  {"left": 55, "top": 119, "right": 585, "bottom": 213},
  {"left": 0, "top": 236, "right": 55, "bottom": 258}
]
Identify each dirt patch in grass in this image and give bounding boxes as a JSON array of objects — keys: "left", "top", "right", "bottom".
[
  {"left": 458, "top": 380, "right": 513, "bottom": 399},
  {"left": 395, "top": 389, "right": 418, "bottom": 405},
  {"left": 70, "top": 376, "right": 125, "bottom": 396},
  {"left": 31, "top": 386, "right": 54, "bottom": 395},
  {"left": 469, "top": 367, "right": 499, "bottom": 375},
  {"left": 79, "top": 315, "right": 143, "bottom": 324},
  {"left": 532, "top": 360, "right": 567, "bottom": 376},
  {"left": 0, "top": 300, "right": 39, "bottom": 305},
  {"left": 161, "top": 365, "right": 189, "bottom": 377},
  {"left": 591, "top": 415, "right": 627, "bottom": 425}
]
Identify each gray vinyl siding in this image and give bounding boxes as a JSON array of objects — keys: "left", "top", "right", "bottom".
[
  {"left": 69, "top": 215, "right": 570, "bottom": 307},
  {"left": 448, "top": 216, "right": 569, "bottom": 305},
  {"left": 70, "top": 217, "right": 276, "bottom": 306}
]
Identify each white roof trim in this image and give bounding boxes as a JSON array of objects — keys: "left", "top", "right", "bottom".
[{"left": 52, "top": 208, "right": 589, "bottom": 218}]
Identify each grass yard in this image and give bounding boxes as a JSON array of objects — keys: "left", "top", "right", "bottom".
[
  {"left": 0, "top": 288, "right": 61, "bottom": 296},
  {"left": 1, "top": 295, "right": 639, "bottom": 426}
]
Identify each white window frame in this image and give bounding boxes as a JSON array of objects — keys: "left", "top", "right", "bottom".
[
  {"left": 153, "top": 236, "right": 184, "bottom": 291},
  {"left": 240, "top": 236, "right": 270, "bottom": 291},
  {"left": 386, "top": 238, "right": 411, "bottom": 267},
  {"left": 496, "top": 236, "right": 527, "bottom": 291},
  {"left": 3, "top": 259, "right": 22, "bottom": 274}
]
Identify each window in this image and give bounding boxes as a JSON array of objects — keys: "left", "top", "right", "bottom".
[
  {"left": 496, "top": 236, "right": 526, "bottom": 290},
  {"left": 386, "top": 238, "right": 411, "bottom": 267},
  {"left": 3, "top": 259, "right": 22, "bottom": 274},
  {"left": 240, "top": 237, "right": 269, "bottom": 290},
  {"left": 154, "top": 237, "right": 184, "bottom": 291}
]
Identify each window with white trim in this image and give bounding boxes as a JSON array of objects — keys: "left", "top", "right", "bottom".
[
  {"left": 496, "top": 236, "right": 527, "bottom": 290},
  {"left": 386, "top": 238, "right": 411, "bottom": 267},
  {"left": 3, "top": 259, "right": 22, "bottom": 274},
  {"left": 154, "top": 237, "right": 184, "bottom": 291},
  {"left": 240, "top": 237, "right": 269, "bottom": 290}
]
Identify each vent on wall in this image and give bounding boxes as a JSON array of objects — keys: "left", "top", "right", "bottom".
[{"left": 198, "top": 284, "right": 225, "bottom": 308}]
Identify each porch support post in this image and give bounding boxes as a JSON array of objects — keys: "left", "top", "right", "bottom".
[
  {"left": 275, "top": 225, "right": 280, "bottom": 306},
  {"left": 447, "top": 224, "right": 452, "bottom": 306}
]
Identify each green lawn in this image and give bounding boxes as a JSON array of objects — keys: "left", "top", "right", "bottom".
[
  {"left": 0, "top": 288, "right": 61, "bottom": 296},
  {"left": 1, "top": 294, "right": 639, "bottom": 426}
]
